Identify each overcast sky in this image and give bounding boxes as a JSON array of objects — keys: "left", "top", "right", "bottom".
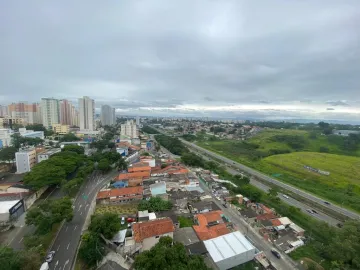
[{"left": 1, "top": 1, "right": 360, "bottom": 121}]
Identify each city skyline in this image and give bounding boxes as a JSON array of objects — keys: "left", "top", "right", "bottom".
[{"left": 1, "top": 1, "right": 359, "bottom": 122}]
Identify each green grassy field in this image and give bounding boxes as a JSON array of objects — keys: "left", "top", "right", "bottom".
[
  {"left": 196, "top": 129, "right": 360, "bottom": 212},
  {"left": 260, "top": 152, "right": 360, "bottom": 212},
  {"left": 95, "top": 204, "right": 138, "bottom": 216}
]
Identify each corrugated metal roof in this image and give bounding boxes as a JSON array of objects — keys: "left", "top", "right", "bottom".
[{"left": 203, "top": 231, "right": 255, "bottom": 262}]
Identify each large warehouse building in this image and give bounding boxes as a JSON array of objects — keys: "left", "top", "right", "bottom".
[
  {"left": 0, "top": 200, "right": 25, "bottom": 225},
  {"left": 204, "top": 231, "right": 256, "bottom": 270}
]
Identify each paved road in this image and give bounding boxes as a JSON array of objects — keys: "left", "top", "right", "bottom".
[
  {"left": 193, "top": 170, "right": 297, "bottom": 270},
  {"left": 5, "top": 186, "right": 64, "bottom": 250},
  {"left": 193, "top": 147, "right": 341, "bottom": 226},
  {"left": 48, "top": 170, "right": 118, "bottom": 270},
  {"left": 180, "top": 138, "right": 360, "bottom": 220}
]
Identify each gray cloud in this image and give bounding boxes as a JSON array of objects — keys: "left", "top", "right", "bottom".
[
  {"left": 326, "top": 100, "right": 350, "bottom": 106},
  {"left": 1, "top": 1, "right": 360, "bottom": 121}
]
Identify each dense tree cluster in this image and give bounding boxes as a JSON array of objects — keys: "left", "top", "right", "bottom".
[
  {"left": 270, "top": 135, "right": 307, "bottom": 150},
  {"left": 134, "top": 236, "right": 209, "bottom": 270},
  {"left": 11, "top": 133, "right": 43, "bottom": 149},
  {"left": 141, "top": 126, "right": 159, "bottom": 134},
  {"left": 79, "top": 213, "right": 120, "bottom": 267},
  {"left": 0, "top": 146, "right": 17, "bottom": 163},
  {"left": 138, "top": 197, "right": 173, "bottom": 212},
  {"left": 0, "top": 245, "right": 43, "bottom": 270},
  {"left": 25, "top": 197, "right": 73, "bottom": 234},
  {"left": 24, "top": 151, "right": 85, "bottom": 189},
  {"left": 88, "top": 213, "right": 121, "bottom": 239},
  {"left": 61, "top": 144, "right": 85, "bottom": 155},
  {"left": 59, "top": 132, "right": 80, "bottom": 142},
  {"left": 154, "top": 134, "right": 188, "bottom": 155},
  {"left": 182, "top": 134, "right": 197, "bottom": 142},
  {"left": 210, "top": 126, "right": 226, "bottom": 134}
]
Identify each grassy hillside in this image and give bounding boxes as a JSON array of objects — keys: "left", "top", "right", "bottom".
[
  {"left": 196, "top": 129, "right": 360, "bottom": 212},
  {"left": 259, "top": 152, "right": 360, "bottom": 212}
]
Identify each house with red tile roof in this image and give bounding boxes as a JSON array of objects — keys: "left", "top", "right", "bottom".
[
  {"left": 115, "top": 171, "right": 150, "bottom": 181},
  {"left": 193, "top": 210, "right": 230, "bottom": 241},
  {"left": 128, "top": 165, "right": 151, "bottom": 173},
  {"left": 132, "top": 218, "right": 175, "bottom": 251},
  {"left": 151, "top": 165, "right": 189, "bottom": 176},
  {"left": 96, "top": 186, "right": 143, "bottom": 204}
]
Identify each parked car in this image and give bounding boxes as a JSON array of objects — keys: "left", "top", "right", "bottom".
[
  {"left": 282, "top": 194, "right": 289, "bottom": 199},
  {"left": 121, "top": 217, "right": 125, "bottom": 225},
  {"left": 45, "top": 251, "right": 55, "bottom": 263},
  {"left": 271, "top": 249, "right": 281, "bottom": 259},
  {"left": 127, "top": 217, "right": 135, "bottom": 223}
]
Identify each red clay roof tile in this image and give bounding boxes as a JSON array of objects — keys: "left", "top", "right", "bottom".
[{"left": 132, "top": 218, "right": 174, "bottom": 242}]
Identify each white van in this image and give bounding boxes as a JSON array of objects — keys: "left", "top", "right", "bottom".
[
  {"left": 40, "top": 262, "right": 49, "bottom": 270},
  {"left": 282, "top": 194, "right": 289, "bottom": 199}
]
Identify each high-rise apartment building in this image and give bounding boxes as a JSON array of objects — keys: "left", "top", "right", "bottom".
[
  {"left": 100, "top": 105, "right": 116, "bottom": 126},
  {"left": 136, "top": 115, "right": 140, "bottom": 126},
  {"left": 41, "top": 98, "right": 60, "bottom": 128},
  {"left": 60, "top": 99, "right": 72, "bottom": 125},
  {"left": 78, "top": 96, "right": 95, "bottom": 131},
  {"left": 0, "top": 105, "right": 9, "bottom": 117},
  {"left": 121, "top": 120, "right": 138, "bottom": 138},
  {"left": 7, "top": 102, "right": 41, "bottom": 124}
]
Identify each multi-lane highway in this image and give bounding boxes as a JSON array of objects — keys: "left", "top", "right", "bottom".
[
  {"left": 180, "top": 138, "right": 360, "bottom": 220},
  {"left": 197, "top": 151, "right": 341, "bottom": 226},
  {"left": 48, "top": 170, "right": 118, "bottom": 270}
]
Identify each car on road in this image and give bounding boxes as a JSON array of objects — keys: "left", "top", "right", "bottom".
[
  {"left": 271, "top": 249, "right": 281, "bottom": 259},
  {"left": 45, "top": 251, "right": 55, "bottom": 263},
  {"left": 282, "top": 194, "right": 289, "bottom": 199},
  {"left": 324, "top": 201, "right": 331, "bottom": 205},
  {"left": 121, "top": 217, "right": 125, "bottom": 225},
  {"left": 306, "top": 209, "right": 317, "bottom": 214},
  {"left": 312, "top": 209, "right": 318, "bottom": 214},
  {"left": 222, "top": 203, "right": 228, "bottom": 208},
  {"left": 215, "top": 196, "right": 221, "bottom": 201}
]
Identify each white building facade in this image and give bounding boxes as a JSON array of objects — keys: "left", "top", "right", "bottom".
[
  {"left": 0, "top": 129, "right": 13, "bottom": 148},
  {"left": 15, "top": 148, "right": 37, "bottom": 174},
  {"left": 121, "top": 120, "right": 138, "bottom": 138},
  {"left": 41, "top": 98, "right": 60, "bottom": 128},
  {"left": 79, "top": 96, "right": 95, "bottom": 131},
  {"left": 100, "top": 105, "right": 115, "bottom": 126}
]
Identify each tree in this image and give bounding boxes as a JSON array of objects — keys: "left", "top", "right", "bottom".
[
  {"left": 138, "top": 197, "right": 173, "bottom": 212},
  {"left": 107, "top": 142, "right": 115, "bottom": 149},
  {"left": 116, "top": 157, "right": 128, "bottom": 171},
  {"left": 0, "top": 245, "right": 22, "bottom": 270},
  {"left": 134, "top": 236, "right": 209, "bottom": 270},
  {"left": 62, "top": 144, "right": 85, "bottom": 155},
  {"left": 268, "top": 187, "right": 279, "bottom": 198},
  {"left": 89, "top": 213, "right": 121, "bottom": 239},
  {"left": 0, "top": 146, "right": 17, "bottom": 163},
  {"left": 142, "top": 152, "right": 150, "bottom": 156},
  {"left": 62, "top": 178, "right": 82, "bottom": 195},
  {"left": 25, "top": 197, "right": 73, "bottom": 234},
  {"left": 23, "top": 162, "right": 66, "bottom": 190},
  {"left": 319, "top": 146, "right": 329, "bottom": 153},
  {"left": 11, "top": 134, "right": 43, "bottom": 149},
  {"left": 79, "top": 232, "right": 105, "bottom": 267},
  {"left": 59, "top": 133, "right": 80, "bottom": 142},
  {"left": 97, "top": 158, "right": 110, "bottom": 172}
]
